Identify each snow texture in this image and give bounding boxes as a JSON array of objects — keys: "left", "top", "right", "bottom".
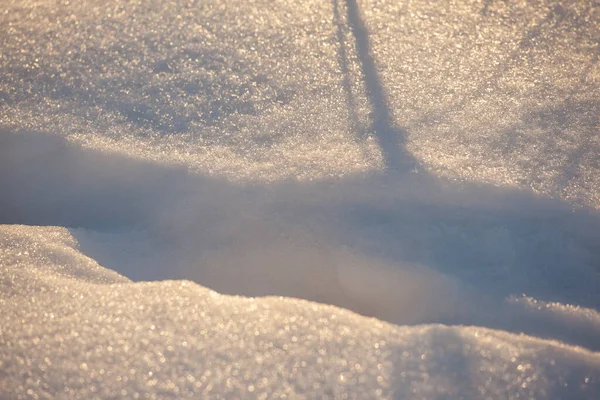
[
  {"left": 1, "top": 0, "right": 600, "bottom": 398},
  {"left": 1, "top": 225, "right": 600, "bottom": 399}
]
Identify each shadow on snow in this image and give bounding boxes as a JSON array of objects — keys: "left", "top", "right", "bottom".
[{"left": 1, "top": 0, "right": 600, "bottom": 353}]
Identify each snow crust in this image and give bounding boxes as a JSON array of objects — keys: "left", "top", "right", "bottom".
[
  {"left": 2, "top": 0, "right": 599, "bottom": 205},
  {"left": 2, "top": 0, "right": 600, "bottom": 397}
]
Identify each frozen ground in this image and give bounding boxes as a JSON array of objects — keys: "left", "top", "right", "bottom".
[{"left": 1, "top": 0, "right": 600, "bottom": 398}]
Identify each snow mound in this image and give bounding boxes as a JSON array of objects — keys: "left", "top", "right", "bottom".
[{"left": 2, "top": 225, "right": 599, "bottom": 399}]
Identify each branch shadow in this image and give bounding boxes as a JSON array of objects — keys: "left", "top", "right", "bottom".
[
  {"left": 333, "top": 0, "right": 418, "bottom": 173},
  {"left": 490, "top": 99, "right": 600, "bottom": 206},
  {"left": 407, "top": 1, "right": 596, "bottom": 131}
]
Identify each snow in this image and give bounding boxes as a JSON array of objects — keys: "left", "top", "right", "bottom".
[
  {"left": 1, "top": 0, "right": 600, "bottom": 398},
  {"left": 2, "top": 225, "right": 600, "bottom": 399}
]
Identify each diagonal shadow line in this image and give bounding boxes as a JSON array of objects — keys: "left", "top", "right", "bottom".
[
  {"left": 332, "top": 0, "right": 363, "bottom": 138},
  {"left": 337, "top": 0, "right": 417, "bottom": 173},
  {"left": 407, "top": 3, "right": 571, "bottom": 131}
]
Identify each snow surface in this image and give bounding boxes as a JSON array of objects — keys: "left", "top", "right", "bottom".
[
  {"left": 2, "top": 225, "right": 600, "bottom": 399},
  {"left": 1, "top": 0, "right": 600, "bottom": 398}
]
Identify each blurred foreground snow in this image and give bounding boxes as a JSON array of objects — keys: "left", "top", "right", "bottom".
[{"left": 1, "top": 0, "right": 600, "bottom": 398}]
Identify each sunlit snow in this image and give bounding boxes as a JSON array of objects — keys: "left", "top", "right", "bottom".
[{"left": 1, "top": 0, "right": 600, "bottom": 398}]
